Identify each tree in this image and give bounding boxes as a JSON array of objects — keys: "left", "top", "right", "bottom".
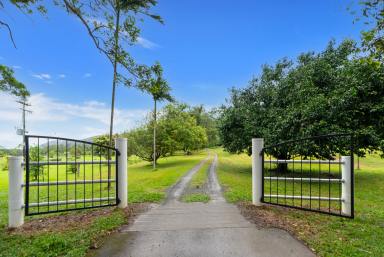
[
  {"left": 138, "top": 62, "right": 173, "bottom": 169},
  {"left": 0, "top": 65, "right": 29, "bottom": 98},
  {"left": 189, "top": 105, "right": 220, "bottom": 147},
  {"left": 350, "top": 0, "right": 383, "bottom": 62},
  {"left": 60, "top": 0, "right": 163, "bottom": 146},
  {"left": 124, "top": 103, "right": 208, "bottom": 162},
  {"left": 218, "top": 39, "right": 384, "bottom": 171}
]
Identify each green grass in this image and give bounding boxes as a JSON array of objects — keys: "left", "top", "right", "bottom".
[
  {"left": 181, "top": 156, "right": 212, "bottom": 203},
  {"left": 215, "top": 148, "right": 384, "bottom": 257},
  {"left": 0, "top": 152, "right": 207, "bottom": 257},
  {"left": 183, "top": 193, "right": 210, "bottom": 203}
]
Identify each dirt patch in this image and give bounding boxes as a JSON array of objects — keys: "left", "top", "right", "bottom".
[
  {"left": 8, "top": 203, "right": 150, "bottom": 236},
  {"left": 237, "top": 202, "right": 318, "bottom": 252}
]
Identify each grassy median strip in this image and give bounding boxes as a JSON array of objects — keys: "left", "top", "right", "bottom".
[
  {"left": 215, "top": 148, "right": 384, "bottom": 257},
  {"left": 181, "top": 156, "right": 212, "bottom": 203},
  {"left": 0, "top": 152, "right": 207, "bottom": 257}
]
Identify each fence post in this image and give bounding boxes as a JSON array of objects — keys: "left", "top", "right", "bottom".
[
  {"left": 341, "top": 156, "right": 352, "bottom": 216},
  {"left": 252, "top": 138, "right": 264, "bottom": 206},
  {"left": 8, "top": 156, "right": 24, "bottom": 228},
  {"left": 115, "top": 138, "right": 128, "bottom": 208}
]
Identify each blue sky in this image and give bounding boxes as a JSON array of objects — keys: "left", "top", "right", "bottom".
[{"left": 0, "top": 0, "right": 364, "bottom": 147}]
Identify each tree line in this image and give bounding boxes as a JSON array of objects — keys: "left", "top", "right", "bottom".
[{"left": 94, "top": 103, "right": 220, "bottom": 164}]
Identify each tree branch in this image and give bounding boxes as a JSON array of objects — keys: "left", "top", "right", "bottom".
[{"left": 0, "top": 20, "right": 16, "bottom": 48}]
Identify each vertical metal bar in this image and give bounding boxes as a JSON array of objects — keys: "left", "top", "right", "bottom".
[
  {"left": 300, "top": 155, "right": 303, "bottom": 208},
  {"left": 350, "top": 135, "right": 355, "bottom": 218},
  {"left": 108, "top": 149, "right": 110, "bottom": 205},
  {"left": 261, "top": 151, "right": 264, "bottom": 203},
  {"left": 328, "top": 159, "right": 331, "bottom": 212},
  {"left": 47, "top": 139, "right": 50, "bottom": 212},
  {"left": 284, "top": 157, "right": 287, "bottom": 206},
  {"left": 83, "top": 143, "right": 86, "bottom": 207},
  {"left": 276, "top": 148, "right": 279, "bottom": 205},
  {"left": 292, "top": 154, "right": 295, "bottom": 207},
  {"left": 74, "top": 142, "right": 77, "bottom": 208},
  {"left": 269, "top": 155, "right": 272, "bottom": 203},
  {"left": 309, "top": 156, "right": 312, "bottom": 210},
  {"left": 91, "top": 144, "right": 94, "bottom": 207},
  {"left": 66, "top": 140, "right": 68, "bottom": 210},
  {"left": 25, "top": 136, "right": 30, "bottom": 216},
  {"left": 339, "top": 153, "right": 342, "bottom": 215},
  {"left": 115, "top": 149, "right": 119, "bottom": 205},
  {"left": 99, "top": 149, "right": 102, "bottom": 206},
  {"left": 37, "top": 137, "right": 40, "bottom": 214},
  {"left": 56, "top": 139, "right": 59, "bottom": 211}
]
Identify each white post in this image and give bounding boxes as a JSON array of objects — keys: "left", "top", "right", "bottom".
[
  {"left": 252, "top": 138, "right": 264, "bottom": 206},
  {"left": 8, "top": 156, "right": 24, "bottom": 228},
  {"left": 115, "top": 138, "right": 128, "bottom": 208},
  {"left": 341, "top": 156, "right": 352, "bottom": 216}
]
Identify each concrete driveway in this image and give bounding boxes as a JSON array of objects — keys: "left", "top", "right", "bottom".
[{"left": 88, "top": 154, "right": 314, "bottom": 257}]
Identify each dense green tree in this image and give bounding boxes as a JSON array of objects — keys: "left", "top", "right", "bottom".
[
  {"left": 189, "top": 105, "right": 220, "bottom": 147},
  {"left": 60, "top": 0, "right": 163, "bottom": 146},
  {"left": 219, "top": 40, "right": 384, "bottom": 169},
  {"left": 138, "top": 62, "right": 173, "bottom": 168},
  {"left": 124, "top": 103, "right": 208, "bottom": 162}
]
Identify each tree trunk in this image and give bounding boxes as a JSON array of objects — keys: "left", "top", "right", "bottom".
[
  {"left": 153, "top": 99, "right": 157, "bottom": 169},
  {"left": 276, "top": 153, "right": 288, "bottom": 173},
  {"left": 108, "top": 4, "right": 121, "bottom": 187}
]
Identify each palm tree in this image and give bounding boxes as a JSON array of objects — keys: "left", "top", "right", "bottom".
[{"left": 141, "top": 62, "right": 173, "bottom": 169}]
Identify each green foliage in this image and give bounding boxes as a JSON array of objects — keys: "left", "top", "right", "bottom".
[
  {"left": 124, "top": 103, "right": 208, "bottom": 162},
  {"left": 218, "top": 39, "right": 384, "bottom": 158},
  {"left": 93, "top": 134, "right": 115, "bottom": 159},
  {"left": 28, "top": 147, "right": 44, "bottom": 181},
  {"left": 189, "top": 105, "right": 220, "bottom": 147},
  {"left": 0, "top": 65, "right": 29, "bottom": 98},
  {"left": 352, "top": 0, "right": 384, "bottom": 62}
]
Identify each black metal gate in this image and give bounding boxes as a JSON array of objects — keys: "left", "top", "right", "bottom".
[
  {"left": 24, "top": 135, "right": 120, "bottom": 216},
  {"left": 261, "top": 133, "right": 354, "bottom": 218}
]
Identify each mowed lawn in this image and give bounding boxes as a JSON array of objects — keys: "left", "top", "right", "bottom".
[
  {"left": 216, "top": 148, "right": 384, "bottom": 257},
  {"left": 0, "top": 152, "right": 207, "bottom": 257}
]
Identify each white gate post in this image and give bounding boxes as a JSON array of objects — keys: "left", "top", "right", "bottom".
[
  {"left": 341, "top": 156, "right": 352, "bottom": 216},
  {"left": 8, "top": 156, "right": 24, "bottom": 228},
  {"left": 252, "top": 138, "right": 264, "bottom": 206},
  {"left": 115, "top": 138, "right": 128, "bottom": 208}
]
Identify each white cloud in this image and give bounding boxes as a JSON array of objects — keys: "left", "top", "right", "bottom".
[
  {"left": 0, "top": 93, "right": 148, "bottom": 148},
  {"left": 58, "top": 74, "right": 66, "bottom": 78},
  {"left": 83, "top": 73, "right": 92, "bottom": 78},
  {"left": 32, "top": 73, "right": 51, "bottom": 80},
  {"left": 137, "top": 37, "right": 159, "bottom": 49}
]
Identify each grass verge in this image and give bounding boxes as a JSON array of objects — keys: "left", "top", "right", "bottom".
[{"left": 215, "top": 148, "right": 384, "bottom": 257}]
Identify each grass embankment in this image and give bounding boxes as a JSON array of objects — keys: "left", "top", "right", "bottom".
[
  {"left": 0, "top": 152, "right": 207, "bottom": 257},
  {"left": 216, "top": 148, "right": 384, "bottom": 257},
  {"left": 182, "top": 156, "right": 212, "bottom": 203}
]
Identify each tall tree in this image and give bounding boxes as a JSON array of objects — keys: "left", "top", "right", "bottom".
[
  {"left": 60, "top": 0, "right": 163, "bottom": 146},
  {"left": 139, "top": 62, "right": 173, "bottom": 169}
]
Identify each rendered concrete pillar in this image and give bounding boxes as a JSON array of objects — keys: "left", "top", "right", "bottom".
[
  {"left": 341, "top": 156, "right": 352, "bottom": 216},
  {"left": 252, "top": 138, "right": 264, "bottom": 206},
  {"left": 8, "top": 156, "right": 24, "bottom": 228},
  {"left": 115, "top": 138, "right": 128, "bottom": 208}
]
